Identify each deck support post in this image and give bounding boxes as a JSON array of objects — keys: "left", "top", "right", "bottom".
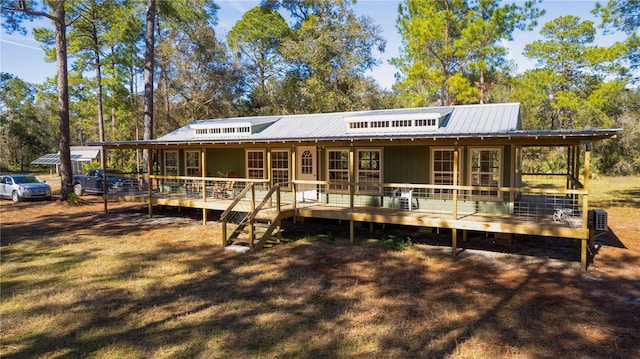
[
  {"left": 581, "top": 237, "right": 587, "bottom": 272},
  {"left": 350, "top": 220, "right": 355, "bottom": 244},
  {"left": 221, "top": 221, "right": 227, "bottom": 247},
  {"left": 463, "top": 229, "right": 467, "bottom": 242},
  {"left": 452, "top": 228, "right": 458, "bottom": 257},
  {"left": 276, "top": 222, "right": 281, "bottom": 244}
]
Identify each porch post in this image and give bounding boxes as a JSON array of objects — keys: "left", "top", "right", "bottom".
[
  {"left": 147, "top": 148, "right": 153, "bottom": 219},
  {"left": 291, "top": 145, "right": 297, "bottom": 223},
  {"left": 510, "top": 144, "right": 517, "bottom": 213},
  {"left": 581, "top": 141, "right": 591, "bottom": 272},
  {"left": 452, "top": 144, "right": 459, "bottom": 220},
  {"left": 349, "top": 143, "right": 355, "bottom": 210},
  {"left": 201, "top": 148, "right": 207, "bottom": 224},
  {"left": 267, "top": 147, "right": 273, "bottom": 208},
  {"left": 267, "top": 146, "right": 272, "bottom": 186},
  {"left": 567, "top": 146, "right": 572, "bottom": 189},
  {"left": 101, "top": 146, "right": 108, "bottom": 214},
  {"left": 349, "top": 143, "right": 355, "bottom": 244},
  {"left": 576, "top": 146, "right": 580, "bottom": 180}
]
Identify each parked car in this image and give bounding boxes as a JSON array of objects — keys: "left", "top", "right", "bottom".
[
  {"left": 72, "top": 168, "right": 138, "bottom": 196},
  {"left": 0, "top": 174, "right": 52, "bottom": 202}
]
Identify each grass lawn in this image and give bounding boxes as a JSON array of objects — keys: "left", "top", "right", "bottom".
[{"left": 1, "top": 176, "right": 639, "bottom": 358}]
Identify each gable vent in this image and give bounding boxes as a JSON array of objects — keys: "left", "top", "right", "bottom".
[
  {"left": 190, "top": 118, "right": 278, "bottom": 139},
  {"left": 344, "top": 112, "right": 441, "bottom": 133}
]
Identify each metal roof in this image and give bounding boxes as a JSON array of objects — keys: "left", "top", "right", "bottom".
[
  {"left": 90, "top": 103, "right": 621, "bottom": 147},
  {"left": 31, "top": 146, "right": 100, "bottom": 165},
  {"left": 156, "top": 103, "right": 520, "bottom": 142}
]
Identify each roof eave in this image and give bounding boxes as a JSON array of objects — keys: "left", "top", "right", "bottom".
[{"left": 90, "top": 128, "right": 621, "bottom": 149}]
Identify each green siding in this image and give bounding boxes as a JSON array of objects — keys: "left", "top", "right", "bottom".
[
  {"left": 206, "top": 148, "right": 245, "bottom": 177},
  {"left": 384, "top": 145, "right": 429, "bottom": 183}
]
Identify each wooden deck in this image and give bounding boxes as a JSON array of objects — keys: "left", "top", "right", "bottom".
[
  {"left": 105, "top": 191, "right": 586, "bottom": 239},
  {"left": 294, "top": 203, "right": 585, "bottom": 239}
]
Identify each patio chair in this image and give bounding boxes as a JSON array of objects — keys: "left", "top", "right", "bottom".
[
  {"left": 391, "top": 187, "right": 414, "bottom": 211},
  {"left": 213, "top": 180, "right": 235, "bottom": 198}
]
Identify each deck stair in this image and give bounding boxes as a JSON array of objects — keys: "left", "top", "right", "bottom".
[{"left": 220, "top": 183, "right": 293, "bottom": 252}]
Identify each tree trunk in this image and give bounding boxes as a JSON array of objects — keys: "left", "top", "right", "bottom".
[
  {"left": 54, "top": 0, "right": 73, "bottom": 200},
  {"left": 142, "top": 0, "right": 155, "bottom": 177},
  {"left": 95, "top": 47, "right": 105, "bottom": 167},
  {"left": 479, "top": 67, "right": 485, "bottom": 104}
]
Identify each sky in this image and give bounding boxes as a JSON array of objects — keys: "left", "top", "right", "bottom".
[{"left": 0, "top": 0, "right": 627, "bottom": 90}]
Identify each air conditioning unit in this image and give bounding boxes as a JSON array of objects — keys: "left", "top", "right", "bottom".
[{"left": 589, "top": 209, "right": 608, "bottom": 231}]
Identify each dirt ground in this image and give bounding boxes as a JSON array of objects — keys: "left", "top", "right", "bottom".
[{"left": 1, "top": 191, "right": 639, "bottom": 358}]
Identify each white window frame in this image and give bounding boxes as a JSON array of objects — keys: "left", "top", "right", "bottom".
[
  {"left": 164, "top": 151, "right": 179, "bottom": 176},
  {"left": 469, "top": 147, "right": 502, "bottom": 199},
  {"left": 356, "top": 148, "right": 382, "bottom": 194},
  {"left": 431, "top": 147, "right": 462, "bottom": 197},
  {"left": 271, "top": 149, "right": 290, "bottom": 188},
  {"left": 326, "top": 148, "right": 350, "bottom": 193},
  {"left": 246, "top": 149, "right": 266, "bottom": 179},
  {"left": 184, "top": 150, "right": 201, "bottom": 176}
]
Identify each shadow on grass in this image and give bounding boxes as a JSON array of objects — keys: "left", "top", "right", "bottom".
[
  {"left": 591, "top": 187, "right": 640, "bottom": 208},
  {"left": 2, "top": 212, "right": 639, "bottom": 358}
]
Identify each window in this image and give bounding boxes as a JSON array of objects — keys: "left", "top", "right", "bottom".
[
  {"left": 431, "top": 148, "right": 462, "bottom": 196},
  {"left": 469, "top": 148, "right": 501, "bottom": 198},
  {"left": 327, "top": 149, "right": 349, "bottom": 192},
  {"left": 246, "top": 150, "right": 265, "bottom": 179},
  {"left": 272, "top": 150, "right": 289, "bottom": 187},
  {"left": 357, "top": 149, "right": 382, "bottom": 193},
  {"left": 164, "top": 151, "right": 178, "bottom": 176},
  {"left": 300, "top": 150, "right": 313, "bottom": 175},
  {"left": 185, "top": 150, "right": 201, "bottom": 176}
]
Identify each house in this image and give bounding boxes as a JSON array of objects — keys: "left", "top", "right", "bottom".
[
  {"left": 31, "top": 146, "right": 101, "bottom": 174},
  {"left": 93, "top": 103, "right": 620, "bottom": 271}
]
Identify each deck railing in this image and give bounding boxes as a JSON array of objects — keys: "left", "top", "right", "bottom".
[
  {"left": 109, "top": 174, "right": 589, "bottom": 231},
  {"left": 147, "top": 174, "right": 270, "bottom": 201},
  {"left": 290, "top": 179, "right": 588, "bottom": 229}
]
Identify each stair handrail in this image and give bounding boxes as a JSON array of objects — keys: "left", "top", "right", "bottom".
[
  {"left": 220, "top": 182, "right": 254, "bottom": 222},
  {"left": 220, "top": 182, "right": 254, "bottom": 247},
  {"left": 241, "top": 183, "right": 282, "bottom": 226}
]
